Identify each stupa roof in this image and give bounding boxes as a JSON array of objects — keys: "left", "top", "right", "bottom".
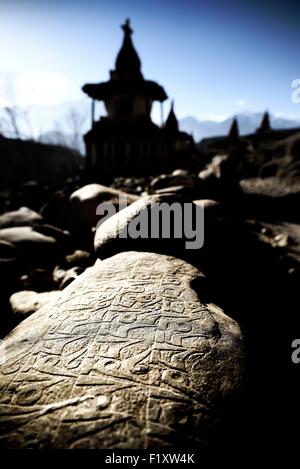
[{"left": 82, "top": 19, "right": 167, "bottom": 103}]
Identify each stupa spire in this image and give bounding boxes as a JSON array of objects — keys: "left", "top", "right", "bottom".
[
  {"left": 258, "top": 111, "right": 271, "bottom": 132},
  {"left": 165, "top": 100, "right": 178, "bottom": 132},
  {"left": 114, "top": 19, "right": 142, "bottom": 80},
  {"left": 228, "top": 117, "right": 239, "bottom": 139}
]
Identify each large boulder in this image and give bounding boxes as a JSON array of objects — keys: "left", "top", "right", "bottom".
[
  {"left": 94, "top": 194, "right": 206, "bottom": 260},
  {"left": 0, "top": 251, "right": 243, "bottom": 448},
  {"left": 0, "top": 226, "right": 63, "bottom": 263},
  {"left": 69, "top": 184, "right": 139, "bottom": 228},
  {"left": 0, "top": 207, "right": 43, "bottom": 229}
]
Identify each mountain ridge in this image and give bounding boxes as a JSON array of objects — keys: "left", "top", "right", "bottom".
[{"left": 179, "top": 112, "right": 300, "bottom": 142}]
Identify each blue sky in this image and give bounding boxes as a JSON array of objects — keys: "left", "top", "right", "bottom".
[{"left": 0, "top": 0, "right": 299, "bottom": 127}]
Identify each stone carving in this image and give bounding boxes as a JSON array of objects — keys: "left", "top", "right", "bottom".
[{"left": 0, "top": 251, "right": 243, "bottom": 448}]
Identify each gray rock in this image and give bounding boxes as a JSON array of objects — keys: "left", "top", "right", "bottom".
[
  {"left": 0, "top": 207, "right": 43, "bottom": 229},
  {"left": 33, "top": 224, "right": 71, "bottom": 248},
  {"left": 0, "top": 251, "right": 243, "bottom": 448},
  {"left": 0, "top": 240, "right": 17, "bottom": 261},
  {"left": 53, "top": 266, "right": 67, "bottom": 286},
  {"left": 69, "top": 184, "right": 139, "bottom": 228},
  {"left": 9, "top": 290, "right": 60, "bottom": 319},
  {"left": 199, "top": 155, "right": 240, "bottom": 188},
  {"left": 193, "top": 199, "right": 230, "bottom": 258},
  {"left": 172, "top": 169, "right": 191, "bottom": 177},
  {"left": 193, "top": 199, "right": 224, "bottom": 220},
  {"left": 60, "top": 267, "right": 84, "bottom": 289},
  {"left": 64, "top": 250, "right": 93, "bottom": 268},
  {"left": 150, "top": 173, "right": 197, "bottom": 191},
  {"left": 0, "top": 226, "right": 61, "bottom": 262},
  {"left": 154, "top": 185, "right": 194, "bottom": 197},
  {"left": 193, "top": 199, "right": 221, "bottom": 210},
  {"left": 59, "top": 267, "right": 84, "bottom": 289},
  {"left": 53, "top": 266, "right": 85, "bottom": 289},
  {"left": 198, "top": 155, "right": 230, "bottom": 181}
]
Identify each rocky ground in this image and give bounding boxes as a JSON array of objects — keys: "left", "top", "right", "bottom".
[{"left": 0, "top": 162, "right": 299, "bottom": 452}]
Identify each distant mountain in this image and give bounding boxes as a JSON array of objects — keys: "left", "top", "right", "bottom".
[
  {"left": 2, "top": 102, "right": 299, "bottom": 152},
  {"left": 179, "top": 112, "right": 300, "bottom": 142}
]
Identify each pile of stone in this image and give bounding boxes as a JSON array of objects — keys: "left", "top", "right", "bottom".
[
  {"left": 0, "top": 178, "right": 244, "bottom": 449},
  {"left": 0, "top": 183, "right": 138, "bottom": 333}
]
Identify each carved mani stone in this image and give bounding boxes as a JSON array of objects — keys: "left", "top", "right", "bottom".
[{"left": 0, "top": 251, "right": 243, "bottom": 448}]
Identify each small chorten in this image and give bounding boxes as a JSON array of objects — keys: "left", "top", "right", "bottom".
[
  {"left": 257, "top": 111, "right": 271, "bottom": 133},
  {"left": 165, "top": 101, "right": 179, "bottom": 133},
  {"left": 228, "top": 117, "right": 239, "bottom": 140}
]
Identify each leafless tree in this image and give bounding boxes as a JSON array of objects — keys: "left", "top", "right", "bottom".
[
  {"left": 65, "top": 107, "right": 87, "bottom": 154},
  {"left": 0, "top": 72, "right": 87, "bottom": 149},
  {"left": 0, "top": 72, "right": 34, "bottom": 140}
]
